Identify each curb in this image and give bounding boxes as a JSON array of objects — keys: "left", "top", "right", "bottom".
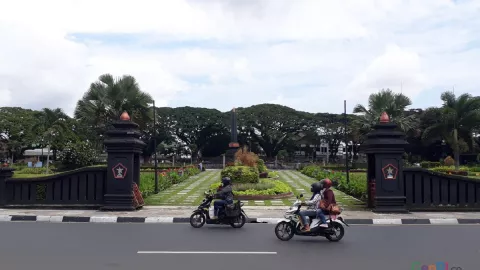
[{"left": 1, "top": 215, "right": 480, "bottom": 225}]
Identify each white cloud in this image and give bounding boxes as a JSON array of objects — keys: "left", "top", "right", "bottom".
[{"left": 1, "top": 0, "right": 480, "bottom": 115}]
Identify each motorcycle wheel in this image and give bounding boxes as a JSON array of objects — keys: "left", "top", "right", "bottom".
[
  {"left": 230, "top": 213, "right": 246, "bottom": 228},
  {"left": 189, "top": 212, "right": 206, "bottom": 228},
  {"left": 274, "top": 221, "right": 294, "bottom": 241},
  {"left": 325, "top": 222, "right": 345, "bottom": 242}
]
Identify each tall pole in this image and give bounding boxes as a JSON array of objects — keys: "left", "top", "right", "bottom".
[
  {"left": 344, "top": 100, "right": 350, "bottom": 184},
  {"left": 153, "top": 100, "right": 159, "bottom": 194}
]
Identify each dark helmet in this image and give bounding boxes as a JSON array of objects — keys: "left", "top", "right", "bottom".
[
  {"left": 221, "top": 177, "right": 231, "bottom": 186},
  {"left": 310, "top": 181, "right": 323, "bottom": 193},
  {"left": 323, "top": 178, "right": 333, "bottom": 189}
]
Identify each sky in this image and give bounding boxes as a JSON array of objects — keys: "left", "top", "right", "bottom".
[{"left": 1, "top": 0, "right": 479, "bottom": 116}]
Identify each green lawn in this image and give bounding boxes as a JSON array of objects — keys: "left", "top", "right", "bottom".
[{"left": 144, "top": 169, "right": 366, "bottom": 210}]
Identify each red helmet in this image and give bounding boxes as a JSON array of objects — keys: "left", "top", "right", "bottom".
[{"left": 323, "top": 178, "right": 332, "bottom": 189}]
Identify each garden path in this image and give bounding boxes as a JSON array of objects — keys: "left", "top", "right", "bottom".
[{"left": 145, "top": 169, "right": 366, "bottom": 210}]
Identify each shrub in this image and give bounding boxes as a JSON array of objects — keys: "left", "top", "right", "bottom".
[
  {"left": 209, "top": 179, "right": 292, "bottom": 195},
  {"left": 16, "top": 167, "right": 53, "bottom": 175},
  {"left": 256, "top": 159, "right": 267, "bottom": 173},
  {"left": 57, "top": 141, "right": 97, "bottom": 169},
  {"left": 420, "top": 161, "right": 441, "bottom": 168},
  {"left": 444, "top": 156, "right": 455, "bottom": 166},
  {"left": 234, "top": 147, "right": 259, "bottom": 167},
  {"left": 221, "top": 166, "right": 259, "bottom": 183}
]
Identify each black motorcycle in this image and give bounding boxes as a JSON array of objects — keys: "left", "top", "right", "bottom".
[{"left": 189, "top": 190, "right": 247, "bottom": 228}]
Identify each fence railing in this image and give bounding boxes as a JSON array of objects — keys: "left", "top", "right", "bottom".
[
  {"left": 2, "top": 167, "right": 107, "bottom": 208},
  {"left": 404, "top": 168, "right": 480, "bottom": 210}
]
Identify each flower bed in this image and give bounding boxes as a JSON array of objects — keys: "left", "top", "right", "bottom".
[
  {"left": 301, "top": 165, "right": 367, "bottom": 201},
  {"left": 209, "top": 179, "right": 293, "bottom": 200},
  {"left": 139, "top": 166, "right": 200, "bottom": 198}
]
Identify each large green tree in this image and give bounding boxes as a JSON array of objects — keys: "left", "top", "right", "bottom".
[
  {"left": 238, "top": 104, "right": 309, "bottom": 157},
  {"left": 169, "top": 107, "right": 228, "bottom": 159},
  {"left": 0, "top": 107, "right": 38, "bottom": 161},
  {"left": 422, "top": 91, "right": 480, "bottom": 169}
]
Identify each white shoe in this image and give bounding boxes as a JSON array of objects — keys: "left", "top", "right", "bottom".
[{"left": 319, "top": 224, "right": 328, "bottom": 228}]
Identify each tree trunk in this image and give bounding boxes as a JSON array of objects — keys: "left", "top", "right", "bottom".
[{"left": 453, "top": 129, "right": 460, "bottom": 170}]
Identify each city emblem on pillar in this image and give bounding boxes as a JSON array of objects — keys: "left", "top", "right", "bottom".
[
  {"left": 382, "top": 164, "right": 398, "bottom": 180},
  {"left": 112, "top": 163, "right": 128, "bottom": 179}
]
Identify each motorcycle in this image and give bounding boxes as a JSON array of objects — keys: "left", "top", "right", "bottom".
[
  {"left": 189, "top": 190, "right": 247, "bottom": 228},
  {"left": 274, "top": 194, "right": 349, "bottom": 242}
]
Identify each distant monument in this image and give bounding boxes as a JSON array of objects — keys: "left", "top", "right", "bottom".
[{"left": 225, "top": 108, "right": 239, "bottom": 163}]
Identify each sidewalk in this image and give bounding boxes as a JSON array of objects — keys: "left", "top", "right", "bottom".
[{"left": 1, "top": 206, "right": 480, "bottom": 225}]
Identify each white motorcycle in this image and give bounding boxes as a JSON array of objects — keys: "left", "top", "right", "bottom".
[{"left": 274, "top": 194, "right": 348, "bottom": 242}]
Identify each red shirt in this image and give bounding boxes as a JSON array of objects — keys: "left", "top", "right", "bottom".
[{"left": 323, "top": 189, "right": 336, "bottom": 206}]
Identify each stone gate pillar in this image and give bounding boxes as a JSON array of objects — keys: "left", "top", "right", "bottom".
[
  {"left": 101, "top": 112, "right": 146, "bottom": 211},
  {"left": 361, "top": 112, "right": 408, "bottom": 213}
]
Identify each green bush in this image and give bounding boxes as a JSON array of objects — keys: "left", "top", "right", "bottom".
[
  {"left": 57, "top": 141, "right": 97, "bottom": 169},
  {"left": 301, "top": 165, "right": 367, "bottom": 201},
  {"left": 16, "top": 167, "right": 52, "bottom": 175},
  {"left": 420, "top": 161, "right": 441, "bottom": 168},
  {"left": 221, "top": 166, "right": 259, "bottom": 183},
  {"left": 209, "top": 179, "right": 292, "bottom": 196},
  {"left": 256, "top": 159, "right": 267, "bottom": 173}
]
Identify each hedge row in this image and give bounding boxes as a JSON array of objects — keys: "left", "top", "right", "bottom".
[{"left": 301, "top": 165, "right": 367, "bottom": 201}]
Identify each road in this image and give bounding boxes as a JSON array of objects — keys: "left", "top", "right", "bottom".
[{"left": 0, "top": 222, "right": 477, "bottom": 270}]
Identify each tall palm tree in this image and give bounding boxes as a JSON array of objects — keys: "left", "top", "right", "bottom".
[
  {"left": 74, "top": 74, "right": 154, "bottom": 147},
  {"left": 422, "top": 91, "right": 480, "bottom": 170},
  {"left": 32, "top": 108, "right": 70, "bottom": 162},
  {"left": 353, "top": 89, "right": 418, "bottom": 133}
]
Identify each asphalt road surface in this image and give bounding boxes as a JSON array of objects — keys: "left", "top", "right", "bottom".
[{"left": 0, "top": 222, "right": 478, "bottom": 270}]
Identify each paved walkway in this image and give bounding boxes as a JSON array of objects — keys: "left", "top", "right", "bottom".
[{"left": 145, "top": 169, "right": 365, "bottom": 209}]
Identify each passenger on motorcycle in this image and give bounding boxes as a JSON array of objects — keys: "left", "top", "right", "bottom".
[
  {"left": 316, "top": 178, "right": 336, "bottom": 227},
  {"left": 298, "top": 181, "right": 324, "bottom": 232},
  {"left": 213, "top": 177, "right": 234, "bottom": 219}
]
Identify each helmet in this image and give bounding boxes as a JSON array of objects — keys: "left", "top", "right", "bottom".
[
  {"left": 221, "top": 177, "right": 231, "bottom": 186},
  {"left": 310, "top": 182, "right": 323, "bottom": 193},
  {"left": 323, "top": 178, "right": 333, "bottom": 189}
]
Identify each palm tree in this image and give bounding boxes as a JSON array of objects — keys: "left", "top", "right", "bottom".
[
  {"left": 32, "top": 108, "right": 70, "bottom": 164},
  {"left": 422, "top": 91, "right": 480, "bottom": 170},
  {"left": 74, "top": 74, "right": 154, "bottom": 147},
  {"left": 353, "top": 89, "right": 418, "bottom": 133}
]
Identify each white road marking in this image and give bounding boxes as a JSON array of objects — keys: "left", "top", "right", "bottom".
[{"left": 137, "top": 251, "right": 277, "bottom": 255}]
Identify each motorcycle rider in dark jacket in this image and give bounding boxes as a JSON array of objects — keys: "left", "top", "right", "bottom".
[{"left": 213, "top": 177, "right": 234, "bottom": 219}]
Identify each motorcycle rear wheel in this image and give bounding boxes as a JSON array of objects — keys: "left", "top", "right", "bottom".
[
  {"left": 274, "top": 221, "right": 295, "bottom": 241},
  {"left": 230, "top": 213, "right": 246, "bottom": 228},
  {"left": 325, "top": 222, "right": 345, "bottom": 242},
  {"left": 190, "top": 212, "right": 206, "bottom": 228}
]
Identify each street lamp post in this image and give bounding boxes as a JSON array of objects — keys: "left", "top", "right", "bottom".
[
  {"left": 344, "top": 100, "right": 350, "bottom": 184},
  {"left": 153, "top": 100, "right": 159, "bottom": 194}
]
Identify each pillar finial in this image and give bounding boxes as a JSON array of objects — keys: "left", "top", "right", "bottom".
[
  {"left": 380, "top": 112, "right": 389, "bottom": 123},
  {"left": 120, "top": 111, "right": 130, "bottom": 121}
]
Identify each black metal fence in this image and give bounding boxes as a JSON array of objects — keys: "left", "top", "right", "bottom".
[
  {"left": 2, "top": 167, "right": 107, "bottom": 208},
  {"left": 404, "top": 168, "right": 480, "bottom": 210}
]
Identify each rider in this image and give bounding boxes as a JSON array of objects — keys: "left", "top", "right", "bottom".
[
  {"left": 213, "top": 177, "right": 234, "bottom": 219},
  {"left": 298, "top": 180, "right": 323, "bottom": 232},
  {"left": 317, "top": 178, "right": 336, "bottom": 227}
]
